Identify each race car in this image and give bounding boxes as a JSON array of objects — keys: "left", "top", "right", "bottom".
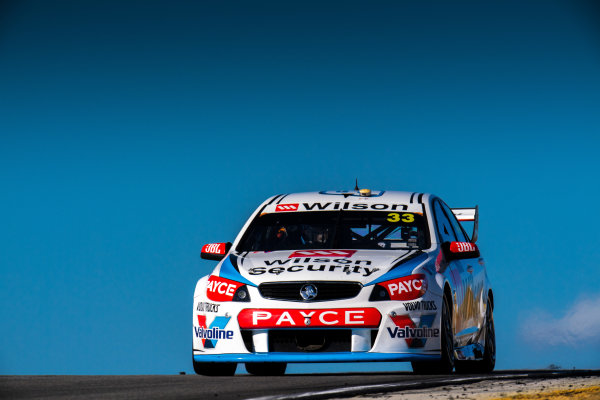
[{"left": 192, "top": 189, "right": 495, "bottom": 376}]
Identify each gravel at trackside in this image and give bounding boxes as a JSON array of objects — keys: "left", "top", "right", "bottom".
[{"left": 337, "top": 375, "right": 600, "bottom": 400}]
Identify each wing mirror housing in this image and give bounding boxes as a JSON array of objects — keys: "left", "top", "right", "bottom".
[
  {"left": 200, "top": 242, "right": 232, "bottom": 261},
  {"left": 442, "top": 241, "right": 480, "bottom": 261}
]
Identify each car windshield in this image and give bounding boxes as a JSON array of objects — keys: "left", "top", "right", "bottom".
[{"left": 237, "top": 211, "right": 428, "bottom": 251}]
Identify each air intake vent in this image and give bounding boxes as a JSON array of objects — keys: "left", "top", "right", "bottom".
[
  {"left": 258, "top": 281, "right": 362, "bottom": 302},
  {"left": 269, "top": 329, "right": 352, "bottom": 352}
]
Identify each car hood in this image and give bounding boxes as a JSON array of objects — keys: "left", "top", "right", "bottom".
[{"left": 223, "top": 249, "right": 427, "bottom": 286}]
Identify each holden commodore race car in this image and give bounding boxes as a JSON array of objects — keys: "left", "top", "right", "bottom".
[{"left": 193, "top": 189, "right": 495, "bottom": 376}]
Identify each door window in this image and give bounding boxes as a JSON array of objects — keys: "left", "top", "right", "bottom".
[
  {"left": 441, "top": 201, "right": 469, "bottom": 242},
  {"left": 433, "top": 200, "right": 457, "bottom": 243}
]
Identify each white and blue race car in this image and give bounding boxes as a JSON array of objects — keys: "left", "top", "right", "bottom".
[{"left": 193, "top": 190, "right": 495, "bottom": 376}]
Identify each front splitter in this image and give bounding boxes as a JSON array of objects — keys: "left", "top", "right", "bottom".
[{"left": 193, "top": 352, "right": 440, "bottom": 363}]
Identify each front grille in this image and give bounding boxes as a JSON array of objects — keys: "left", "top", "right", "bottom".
[
  {"left": 241, "top": 330, "right": 254, "bottom": 352},
  {"left": 269, "top": 329, "right": 351, "bottom": 352},
  {"left": 258, "top": 281, "right": 362, "bottom": 302}
]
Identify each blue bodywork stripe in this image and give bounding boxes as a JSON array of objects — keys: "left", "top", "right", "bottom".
[
  {"left": 365, "top": 253, "right": 429, "bottom": 286},
  {"left": 193, "top": 352, "right": 440, "bottom": 363},
  {"left": 218, "top": 256, "right": 257, "bottom": 287}
]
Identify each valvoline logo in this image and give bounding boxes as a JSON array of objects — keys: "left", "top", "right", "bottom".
[
  {"left": 387, "top": 314, "right": 438, "bottom": 348},
  {"left": 195, "top": 315, "right": 233, "bottom": 348}
]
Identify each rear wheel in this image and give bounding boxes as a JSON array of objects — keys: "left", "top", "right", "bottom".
[
  {"left": 455, "top": 300, "right": 495, "bottom": 373},
  {"left": 411, "top": 294, "right": 454, "bottom": 374},
  {"left": 245, "top": 362, "right": 287, "bottom": 376},
  {"left": 479, "top": 300, "right": 496, "bottom": 372},
  {"left": 192, "top": 360, "right": 237, "bottom": 376}
]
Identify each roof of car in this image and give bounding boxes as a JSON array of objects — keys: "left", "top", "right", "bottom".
[{"left": 260, "top": 190, "right": 431, "bottom": 212}]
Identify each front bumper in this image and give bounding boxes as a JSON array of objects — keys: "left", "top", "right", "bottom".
[
  {"left": 193, "top": 281, "right": 444, "bottom": 362},
  {"left": 193, "top": 352, "right": 440, "bottom": 363}
]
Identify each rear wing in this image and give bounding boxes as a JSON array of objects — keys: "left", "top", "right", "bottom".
[{"left": 451, "top": 206, "right": 478, "bottom": 243}]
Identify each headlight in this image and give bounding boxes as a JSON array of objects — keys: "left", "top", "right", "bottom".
[
  {"left": 232, "top": 285, "right": 250, "bottom": 302},
  {"left": 369, "top": 274, "right": 427, "bottom": 301}
]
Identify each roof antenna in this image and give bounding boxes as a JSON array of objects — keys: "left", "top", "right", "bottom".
[{"left": 354, "top": 179, "right": 359, "bottom": 191}]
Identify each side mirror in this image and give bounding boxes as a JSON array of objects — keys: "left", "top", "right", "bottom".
[
  {"left": 442, "top": 241, "right": 480, "bottom": 261},
  {"left": 201, "top": 242, "right": 232, "bottom": 261}
]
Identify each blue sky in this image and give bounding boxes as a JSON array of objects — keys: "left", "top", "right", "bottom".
[{"left": 1, "top": 1, "right": 599, "bottom": 374}]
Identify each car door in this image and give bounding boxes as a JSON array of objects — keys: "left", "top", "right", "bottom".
[
  {"left": 440, "top": 201, "right": 485, "bottom": 347},
  {"left": 432, "top": 199, "right": 472, "bottom": 347}
]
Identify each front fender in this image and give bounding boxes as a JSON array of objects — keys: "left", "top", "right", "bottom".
[{"left": 194, "top": 275, "right": 210, "bottom": 299}]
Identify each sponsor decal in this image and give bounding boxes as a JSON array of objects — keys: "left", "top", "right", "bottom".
[
  {"left": 206, "top": 276, "right": 242, "bottom": 302},
  {"left": 248, "top": 264, "right": 379, "bottom": 277},
  {"left": 266, "top": 257, "right": 370, "bottom": 266},
  {"left": 288, "top": 250, "right": 357, "bottom": 258},
  {"left": 387, "top": 314, "right": 438, "bottom": 347},
  {"left": 275, "top": 203, "right": 299, "bottom": 212},
  {"left": 450, "top": 242, "right": 477, "bottom": 253},
  {"left": 196, "top": 302, "right": 220, "bottom": 313},
  {"left": 299, "top": 202, "right": 408, "bottom": 211},
  {"left": 435, "top": 249, "right": 448, "bottom": 272},
  {"left": 202, "top": 243, "right": 227, "bottom": 255},
  {"left": 195, "top": 315, "right": 233, "bottom": 348},
  {"left": 238, "top": 308, "right": 381, "bottom": 329},
  {"left": 249, "top": 256, "right": 378, "bottom": 277},
  {"left": 386, "top": 212, "right": 416, "bottom": 223},
  {"left": 402, "top": 300, "right": 437, "bottom": 312},
  {"left": 382, "top": 274, "right": 427, "bottom": 301}
]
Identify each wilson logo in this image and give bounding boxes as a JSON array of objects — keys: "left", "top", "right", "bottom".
[
  {"left": 288, "top": 250, "right": 357, "bottom": 258},
  {"left": 275, "top": 204, "right": 299, "bottom": 212}
]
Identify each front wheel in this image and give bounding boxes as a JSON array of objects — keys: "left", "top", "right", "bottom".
[
  {"left": 411, "top": 294, "right": 454, "bottom": 374},
  {"left": 245, "top": 362, "right": 287, "bottom": 376},
  {"left": 192, "top": 360, "right": 237, "bottom": 376}
]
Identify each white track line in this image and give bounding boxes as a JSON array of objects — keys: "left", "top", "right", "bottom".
[{"left": 247, "top": 374, "right": 534, "bottom": 400}]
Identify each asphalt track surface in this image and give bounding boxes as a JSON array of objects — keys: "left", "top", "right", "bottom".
[{"left": 2, "top": 370, "right": 599, "bottom": 400}]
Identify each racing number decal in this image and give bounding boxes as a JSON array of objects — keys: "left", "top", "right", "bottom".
[
  {"left": 387, "top": 213, "right": 415, "bottom": 223},
  {"left": 403, "top": 214, "right": 415, "bottom": 223}
]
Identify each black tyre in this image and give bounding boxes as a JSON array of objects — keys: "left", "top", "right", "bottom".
[
  {"left": 193, "top": 360, "right": 237, "bottom": 376},
  {"left": 245, "top": 362, "right": 287, "bottom": 376},
  {"left": 455, "top": 300, "right": 495, "bottom": 374},
  {"left": 411, "top": 294, "right": 454, "bottom": 374},
  {"left": 479, "top": 300, "right": 496, "bottom": 372}
]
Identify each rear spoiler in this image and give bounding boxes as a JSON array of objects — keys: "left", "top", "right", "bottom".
[{"left": 451, "top": 206, "right": 478, "bottom": 243}]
